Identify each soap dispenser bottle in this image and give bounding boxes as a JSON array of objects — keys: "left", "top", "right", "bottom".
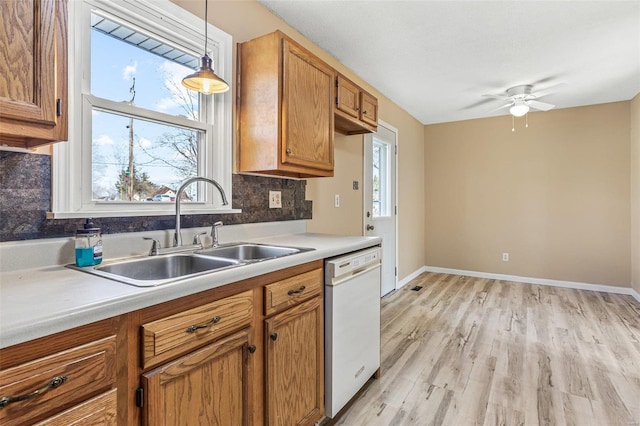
[{"left": 75, "top": 218, "right": 103, "bottom": 267}]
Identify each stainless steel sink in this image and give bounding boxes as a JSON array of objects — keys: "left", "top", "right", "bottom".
[
  {"left": 70, "top": 254, "right": 240, "bottom": 287},
  {"left": 196, "top": 243, "right": 311, "bottom": 262},
  {"left": 69, "top": 243, "right": 313, "bottom": 287}
]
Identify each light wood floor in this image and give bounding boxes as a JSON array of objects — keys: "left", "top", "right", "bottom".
[{"left": 334, "top": 273, "right": 640, "bottom": 426}]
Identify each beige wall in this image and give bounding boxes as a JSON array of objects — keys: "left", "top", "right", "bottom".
[
  {"left": 631, "top": 94, "right": 640, "bottom": 293},
  {"left": 424, "top": 102, "right": 631, "bottom": 287},
  {"left": 171, "top": 0, "right": 427, "bottom": 281}
]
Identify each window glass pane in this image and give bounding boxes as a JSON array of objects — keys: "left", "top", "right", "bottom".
[
  {"left": 372, "top": 140, "right": 390, "bottom": 217},
  {"left": 92, "top": 109, "right": 201, "bottom": 202},
  {"left": 90, "top": 14, "right": 200, "bottom": 120}
]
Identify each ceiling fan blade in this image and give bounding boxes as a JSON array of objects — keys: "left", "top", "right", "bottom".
[
  {"left": 488, "top": 103, "right": 512, "bottom": 113},
  {"left": 482, "top": 93, "right": 510, "bottom": 100},
  {"left": 529, "top": 82, "right": 566, "bottom": 99},
  {"left": 527, "top": 100, "right": 555, "bottom": 111}
]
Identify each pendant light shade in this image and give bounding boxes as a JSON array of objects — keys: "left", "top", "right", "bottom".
[
  {"left": 181, "top": 0, "right": 229, "bottom": 95},
  {"left": 182, "top": 55, "right": 229, "bottom": 94}
]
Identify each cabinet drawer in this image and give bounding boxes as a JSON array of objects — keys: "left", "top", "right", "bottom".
[
  {"left": 0, "top": 336, "right": 116, "bottom": 426},
  {"left": 264, "top": 268, "right": 323, "bottom": 316},
  {"left": 142, "top": 289, "right": 253, "bottom": 368},
  {"left": 34, "top": 389, "right": 117, "bottom": 426}
]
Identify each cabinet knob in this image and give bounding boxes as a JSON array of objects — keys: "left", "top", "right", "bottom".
[
  {"left": 286, "top": 148, "right": 292, "bottom": 155},
  {"left": 366, "top": 224, "right": 375, "bottom": 231},
  {"left": 270, "top": 333, "right": 278, "bottom": 341},
  {"left": 248, "top": 345, "right": 257, "bottom": 354}
]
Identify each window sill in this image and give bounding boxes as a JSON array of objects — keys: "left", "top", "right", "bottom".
[{"left": 47, "top": 208, "right": 242, "bottom": 219}]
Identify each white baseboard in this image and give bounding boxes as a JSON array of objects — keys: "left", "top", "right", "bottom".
[
  {"left": 418, "top": 266, "right": 640, "bottom": 303},
  {"left": 397, "top": 266, "right": 428, "bottom": 289}
]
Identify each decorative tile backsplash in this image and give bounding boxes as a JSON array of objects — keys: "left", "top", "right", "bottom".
[{"left": 0, "top": 151, "right": 312, "bottom": 242}]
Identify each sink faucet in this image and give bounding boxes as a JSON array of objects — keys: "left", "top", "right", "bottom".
[
  {"left": 174, "top": 177, "right": 229, "bottom": 247},
  {"left": 211, "top": 221, "right": 223, "bottom": 247}
]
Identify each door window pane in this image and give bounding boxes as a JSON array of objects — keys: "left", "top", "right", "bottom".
[
  {"left": 92, "top": 109, "right": 201, "bottom": 202},
  {"left": 372, "top": 139, "right": 390, "bottom": 217}
]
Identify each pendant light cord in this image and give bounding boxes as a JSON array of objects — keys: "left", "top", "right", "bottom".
[{"left": 204, "top": 0, "right": 208, "bottom": 57}]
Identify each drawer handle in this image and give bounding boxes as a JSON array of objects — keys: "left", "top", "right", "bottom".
[
  {"left": 186, "top": 316, "right": 221, "bottom": 333},
  {"left": 0, "top": 375, "right": 68, "bottom": 408},
  {"left": 287, "top": 286, "right": 306, "bottom": 296}
]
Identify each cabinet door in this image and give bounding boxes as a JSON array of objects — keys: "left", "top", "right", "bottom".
[
  {"left": 265, "top": 296, "right": 323, "bottom": 426},
  {"left": 0, "top": 0, "right": 68, "bottom": 146},
  {"left": 142, "top": 329, "right": 252, "bottom": 426},
  {"left": 281, "top": 39, "right": 334, "bottom": 172},
  {"left": 336, "top": 75, "right": 360, "bottom": 119},
  {"left": 360, "top": 91, "right": 378, "bottom": 128}
]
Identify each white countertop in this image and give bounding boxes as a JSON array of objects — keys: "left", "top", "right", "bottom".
[{"left": 0, "top": 232, "right": 380, "bottom": 348}]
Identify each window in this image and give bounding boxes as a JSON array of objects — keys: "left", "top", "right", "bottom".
[
  {"left": 372, "top": 139, "right": 391, "bottom": 217},
  {"left": 52, "top": 0, "right": 234, "bottom": 217}
]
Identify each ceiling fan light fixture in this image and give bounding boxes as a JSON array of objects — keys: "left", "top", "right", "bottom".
[
  {"left": 509, "top": 103, "right": 529, "bottom": 117},
  {"left": 181, "top": 0, "right": 229, "bottom": 95}
]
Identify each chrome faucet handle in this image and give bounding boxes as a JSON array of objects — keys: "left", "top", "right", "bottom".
[
  {"left": 211, "top": 221, "right": 223, "bottom": 247},
  {"left": 143, "top": 237, "right": 161, "bottom": 256},
  {"left": 193, "top": 232, "right": 207, "bottom": 246}
]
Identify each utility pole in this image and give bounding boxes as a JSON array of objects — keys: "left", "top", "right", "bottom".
[{"left": 127, "top": 78, "right": 136, "bottom": 201}]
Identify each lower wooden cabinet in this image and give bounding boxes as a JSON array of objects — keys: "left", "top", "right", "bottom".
[
  {"left": 0, "top": 319, "right": 121, "bottom": 426},
  {"left": 0, "top": 260, "right": 325, "bottom": 425},
  {"left": 141, "top": 329, "right": 253, "bottom": 426},
  {"left": 265, "top": 296, "right": 324, "bottom": 426}
]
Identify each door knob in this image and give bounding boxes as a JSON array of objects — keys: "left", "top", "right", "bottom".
[{"left": 366, "top": 224, "right": 375, "bottom": 231}]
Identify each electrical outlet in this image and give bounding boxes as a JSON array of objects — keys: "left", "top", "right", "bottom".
[
  {"left": 502, "top": 252, "right": 509, "bottom": 262},
  {"left": 334, "top": 194, "right": 340, "bottom": 207},
  {"left": 269, "top": 191, "right": 282, "bottom": 208}
]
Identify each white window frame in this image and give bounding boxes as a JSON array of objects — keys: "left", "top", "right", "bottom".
[{"left": 52, "top": 0, "right": 236, "bottom": 218}]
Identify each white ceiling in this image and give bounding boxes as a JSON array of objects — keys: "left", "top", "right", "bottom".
[{"left": 258, "top": 1, "right": 640, "bottom": 125}]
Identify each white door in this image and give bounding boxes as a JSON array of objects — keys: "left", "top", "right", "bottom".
[{"left": 364, "top": 121, "right": 397, "bottom": 296}]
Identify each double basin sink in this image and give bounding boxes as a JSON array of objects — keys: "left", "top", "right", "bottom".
[{"left": 73, "top": 243, "right": 313, "bottom": 287}]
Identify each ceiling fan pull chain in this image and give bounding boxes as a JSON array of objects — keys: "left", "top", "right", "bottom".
[
  {"left": 525, "top": 113, "right": 529, "bottom": 128},
  {"left": 512, "top": 115, "right": 515, "bottom": 132}
]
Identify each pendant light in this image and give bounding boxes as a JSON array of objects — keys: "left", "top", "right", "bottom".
[{"left": 181, "top": 0, "right": 229, "bottom": 94}]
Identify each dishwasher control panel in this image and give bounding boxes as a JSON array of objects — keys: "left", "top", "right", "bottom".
[{"left": 325, "top": 246, "right": 381, "bottom": 279}]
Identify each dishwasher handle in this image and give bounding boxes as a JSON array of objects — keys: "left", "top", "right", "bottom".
[{"left": 330, "top": 262, "right": 381, "bottom": 286}]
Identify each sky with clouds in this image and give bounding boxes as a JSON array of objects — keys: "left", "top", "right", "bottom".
[{"left": 91, "top": 28, "right": 199, "bottom": 200}]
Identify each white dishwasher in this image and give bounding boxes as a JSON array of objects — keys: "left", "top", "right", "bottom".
[{"left": 324, "top": 246, "right": 382, "bottom": 418}]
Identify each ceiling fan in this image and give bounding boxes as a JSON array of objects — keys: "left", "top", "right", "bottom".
[{"left": 483, "top": 84, "right": 560, "bottom": 117}]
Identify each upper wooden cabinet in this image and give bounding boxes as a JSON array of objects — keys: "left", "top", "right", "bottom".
[
  {"left": 237, "top": 30, "right": 335, "bottom": 178},
  {"left": 334, "top": 74, "right": 378, "bottom": 135},
  {"left": 0, "top": 0, "right": 68, "bottom": 148}
]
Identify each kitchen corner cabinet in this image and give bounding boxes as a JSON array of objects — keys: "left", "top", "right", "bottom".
[
  {"left": 0, "top": 0, "right": 68, "bottom": 148},
  {"left": 237, "top": 30, "right": 335, "bottom": 178},
  {"left": 0, "top": 319, "right": 122, "bottom": 426},
  {"left": 334, "top": 74, "right": 378, "bottom": 135}
]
